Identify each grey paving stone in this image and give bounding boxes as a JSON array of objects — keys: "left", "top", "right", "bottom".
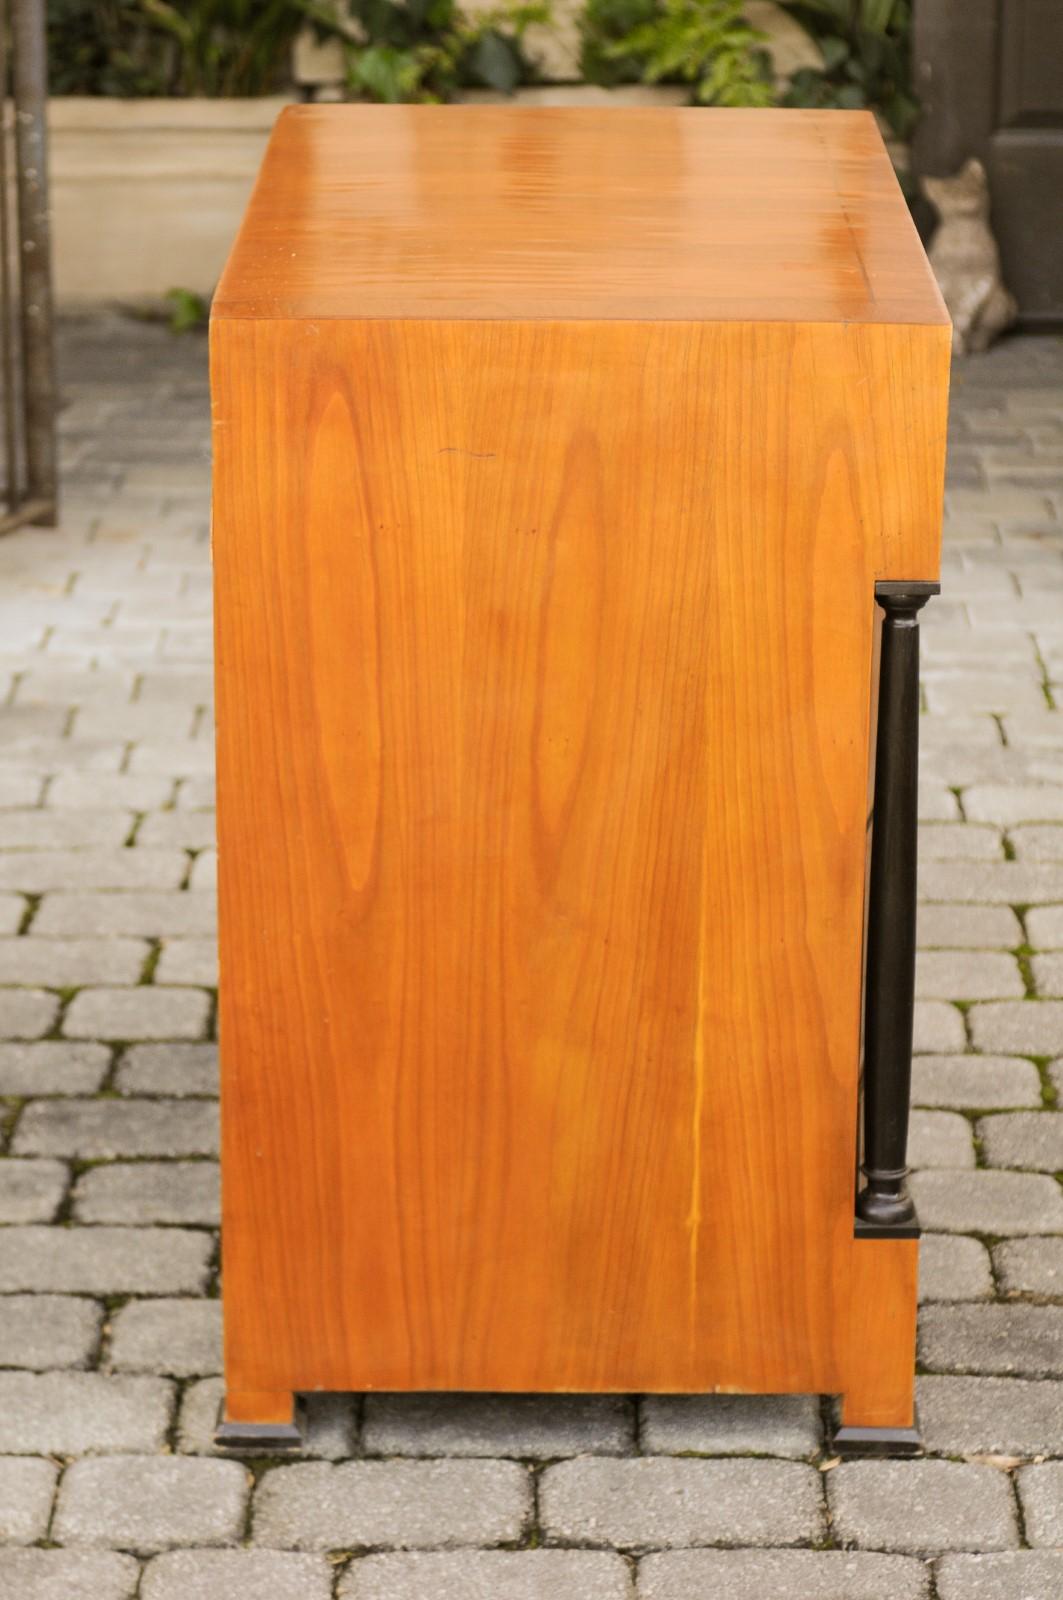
[
  {"left": 0, "top": 1225, "right": 212, "bottom": 1293},
  {"left": 154, "top": 938, "right": 217, "bottom": 985},
  {"left": 74, "top": 705, "right": 196, "bottom": 742},
  {"left": 177, "top": 777, "right": 215, "bottom": 808},
  {"left": 362, "top": 1394, "right": 633, "bottom": 1458},
  {"left": 0, "top": 1550, "right": 139, "bottom": 1600},
  {"left": 908, "top": 1110, "right": 976, "bottom": 1169},
  {"left": 1018, "top": 1462, "right": 1063, "bottom": 1545},
  {"left": 0, "top": 1456, "right": 59, "bottom": 1543},
  {"left": 638, "top": 1394, "right": 821, "bottom": 1458},
  {"left": 340, "top": 1551, "right": 633, "bottom": 1600},
  {"left": 0, "top": 987, "right": 58, "bottom": 1038},
  {"left": 0, "top": 1157, "right": 68, "bottom": 1221},
  {"left": 994, "top": 1236, "right": 1063, "bottom": 1295},
  {"left": 0, "top": 773, "right": 45, "bottom": 806},
  {"left": 0, "top": 1371, "right": 172, "bottom": 1453},
  {"left": 115, "top": 1042, "right": 217, "bottom": 1096},
  {"left": 920, "top": 862, "right": 1063, "bottom": 904},
  {"left": 137, "top": 811, "right": 216, "bottom": 849},
  {"left": 538, "top": 1458, "right": 822, "bottom": 1549},
  {"left": 1011, "top": 826, "right": 1063, "bottom": 860},
  {"left": 54, "top": 1456, "right": 249, "bottom": 1553},
  {"left": 915, "top": 951, "right": 1023, "bottom": 1001},
  {"left": 917, "top": 824, "right": 1003, "bottom": 861},
  {"left": 924, "top": 680, "right": 1045, "bottom": 717},
  {"left": 63, "top": 986, "right": 210, "bottom": 1041},
  {"left": 1032, "top": 953, "right": 1063, "bottom": 994},
  {"left": 638, "top": 1550, "right": 929, "bottom": 1600},
  {"left": 913, "top": 1002, "right": 966, "bottom": 1052},
  {"left": 45, "top": 773, "right": 173, "bottom": 811},
  {"left": 0, "top": 936, "right": 148, "bottom": 985},
  {"left": 0, "top": 890, "right": 25, "bottom": 933},
  {"left": 74, "top": 1159, "right": 219, "bottom": 1225},
  {"left": 142, "top": 1549, "right": 334, "bottom": 1600},
  {"left": 979, "top": 1112, "right": 1063, "bottom": 1171},
  {"left": 0, "top": 848, "right": 187, "bottom": 892},
  {"left": 918, "top": 785, "right": 961, "bottom": 821},
  {"left": 15, "top": 1096, "right": 217, "bottom": 1157},
  {"left": 909, "top": 1170, "right": 1063, "bottom": 1234},
  {"left": 964, "top": 787, "right": 1063, "bottom": 825},
  {"left": 110, "top": 1297, "right": 222, "bottom": 1376},
  {"left": 252, "top": 1460, "right": 531, "bottom": 1551},
  {"left": 34, "top": 890, "right": 215, "bottom": 937},
  {"left": 1028, "top": 905, "right": 1063, "bottom": 949},
  {"left": 828, "top": 1460, "right": 1017, "bottom": 1553},
  {"left": 0, "top": 810, "right": 131, "bottom": 848},
  {"left": 180, "top": 1380, "right": 356, "bottom": 1458},
  {"left": 918, "top": 1375, "right": 1063, "bottom": 1456},
  {"left": 187, "top": 850, "right": 216, "bottom": 892},
  {"left": 937, "top": 1553, "right": 1063, "bottom": 1600},
  {"left": 919, "top": 1235, "right": 993, "bottom": 1301},
  {"left": 920, "top": 1304, "right": 1063, "bottom": 1377},
  {"left": 0, "top": 1294, "right": 102, "bottom": 1368},
  {"left": 969, "top": 1001, "right": 1063, "bottom": 1055},
  {"left": 910, "top": 1055, "right": 1042, "bottom": 1109},
  {"left": 0, "top": 1040, "right": 109, "bottom": 1093}
]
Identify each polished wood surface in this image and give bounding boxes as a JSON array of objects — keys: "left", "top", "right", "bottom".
[
  {"left": 214, "top": 105, "right": 949, "bottom": 327},
  {"left": 213, "top": 108, "right": 949, "bottom": 1429}
]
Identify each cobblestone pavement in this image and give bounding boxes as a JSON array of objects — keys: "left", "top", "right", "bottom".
[{"left": 0, "top": 317, "right": 1062, "bottom": 1596}]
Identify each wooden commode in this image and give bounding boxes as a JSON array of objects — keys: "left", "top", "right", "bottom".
[{"left": 210, "top": 105, "right": 950, "bottom": 1453}]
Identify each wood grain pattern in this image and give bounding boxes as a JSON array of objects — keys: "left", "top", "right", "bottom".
[
  {"left": 213, "top": 107, "right": 949, "bottom": 1427},
  {"left": 213, "top": 105, "right": 950, "bottom": 328}
]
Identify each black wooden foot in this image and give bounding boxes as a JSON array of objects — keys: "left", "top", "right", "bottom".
[
  {"left": 213, "top": 1402, "right": 303, "bottom": 1451},
  {"left": 832, "top": 1412, "right": 922, "bottom": 1458}
]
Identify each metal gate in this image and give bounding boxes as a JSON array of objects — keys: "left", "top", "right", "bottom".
[{"left": 0, "top": 0, "right": 56, "bottom": 533}]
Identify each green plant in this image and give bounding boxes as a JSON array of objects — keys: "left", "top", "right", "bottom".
[
  {"left": 313, "top": 0, "right": 549, "bottom": 104},
  {"left": 578, "top": 0, "right": 658, "bottom": 86},
  {"left": 780, "top": 0, "right": 917, "bottom": 136},
  {"left": 588, "top": 0, "right": 773, "bottom": 106},
  {"left": 164, "top": 286, "right": 210, "bottom": 332}
]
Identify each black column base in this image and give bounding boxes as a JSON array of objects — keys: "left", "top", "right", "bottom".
[
  {"left": 213, "top": 1403, "right": 304, "bottom": 1452},
  {"left": 831, "top": 1410, "right": 922, "bottom": 1458}
]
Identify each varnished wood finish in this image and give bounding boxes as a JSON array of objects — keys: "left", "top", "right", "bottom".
[{"left": 212, "top": 108, "right": 949, "bottom": 1428}]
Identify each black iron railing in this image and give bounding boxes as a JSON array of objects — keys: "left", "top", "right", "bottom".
[{"left": 0, "top": 0, "right": 56, "bottom": 534}]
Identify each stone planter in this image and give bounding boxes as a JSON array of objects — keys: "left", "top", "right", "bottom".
[{"left": 49, "top": 97, "right": 293, "bottom": 306}]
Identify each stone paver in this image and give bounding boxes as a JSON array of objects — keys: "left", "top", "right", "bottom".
[
  {"left": 73, "top": 1159, "right": 219, "bottom": 1225},
  {"left": 0, "top": 1371, "right": 172, "bottom": 1454},
  {"left": 919, "top": 1234, "right": 993, "bottom": 1301},
  {"left": 828, "top": 1460, "right": 1018, "bottom": 1553},
  {"left": 1017, "top": 1462, "right": 1063, "bottom": 1546},
  {"left": 0, "top": 1040, "right": 109, "bottom": 1094},
  {"left": 340, "top": 1551, "right": 633, "bottom": 1599},
  {"left": 109, "top": 1297, "right": 222, "bottom": 1377},
  {"left": 0, "top": 1550, "right": 139, "bottom": 1599},
  {"left": 0, "top": 1225, "right": 212, "bottom": 1293},
  {"left": 908, "top": 1110, "right": 975, "bottom": 1169},
  {"left": 1, "top": 318, "right": 1061, "bottom": 1576},
  {"left": 253, "top": 1460, "right": 531, "bottom": 1551},
  {"left": 638, "top": 1393, "right": 821, "bottom": 1457},
  {"left": 979, "top": 1111, "right": 1063, "bottom": 1170},
  {"left": 993, "top": 1236, "right": 1063, "bottom": 1296},
  {"left": 362, "top": 1393, "right": 634, "bottom": 1457},
  {"left": 909, "top": 1170, "right": 1063, "bottom": 1234},
  {"left": 54, "top": 1456, "right": 249, "bottom": 1552},
  {"left": 538, "top": 1458, "right": 822, "bottom": 1548},
  {"left": 142, "top": 1550, "right": 334, "bottom": 1600},
  {"left": 638, "top": 1550, "right": 930, "bottom": 1599},
  {"left": 116, "top": 1041, "right": 217, "bottom": 1096},
  {"left": 918, "top": 1375, "right": 1063, "bottom": 1456},
  {"left": 0, "top": 1294, "right": 102, "bottom": 1368},
  {"left": 63, "top": 986, "right": 210, "bottom": 1041},
  {"left": 14, "top": 1097, "right": 217, "bottom": 1157},
  {"left": 937, "top": 1553, "right": 1063, "bottom": 1600},
  {"left": 911, "top": 1054, "right": 1042, "bottom": 1108},
  {"left": 0, "top": 1456, "right": 59, "bottom": 1543},
  {"left": 0, "top": 1157, "right": 67, "bottom": 1221},
  {"left": 969, "top": 1000, "right": 1063, "bottom": 1054}
]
